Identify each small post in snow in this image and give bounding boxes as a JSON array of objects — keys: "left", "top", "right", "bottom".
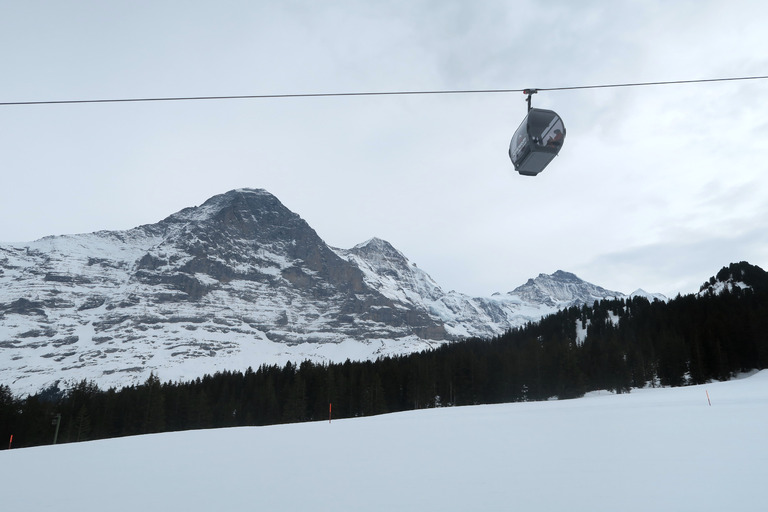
[
  {"left": 8, "top": 434, "right": 12, "bottom": 449},
  {"left": 52, "top": 413, "right": 61, "bottom": 444},
  {"left": 706, "top": 389, "right": 711, "bottom": 406},
  {"left": 329, "top": 403, "right": 332, "bottom": 423}
]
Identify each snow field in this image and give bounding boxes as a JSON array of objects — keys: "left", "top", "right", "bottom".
[{"left": 1, "top": 371, "right": 766, "bottom": 512}]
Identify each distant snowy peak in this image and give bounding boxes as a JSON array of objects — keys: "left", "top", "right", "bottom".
[
  {"left": 336, "top": 237, "right": 444, "bottom": 304},
  {"left": 349, "top": 237, "right": 411, "bottom": 270},
  {"left": 630, "top": 289, "right": 668, "bottom": 302},
  {"left": 507, "top": 270, "right": 623, "bottom": 307}
]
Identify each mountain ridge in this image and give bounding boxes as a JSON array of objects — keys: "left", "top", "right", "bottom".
[{"left": 1, "top": 188, "right": 659, "bottom": 395}]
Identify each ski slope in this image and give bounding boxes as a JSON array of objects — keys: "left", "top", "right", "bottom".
[{"left": 2, "top": 371, "right": 766, "bottom": 511}]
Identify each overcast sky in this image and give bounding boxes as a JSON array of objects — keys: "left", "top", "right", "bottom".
[{"left": 1, "top": 0, "right": 767, "bottom": 298}]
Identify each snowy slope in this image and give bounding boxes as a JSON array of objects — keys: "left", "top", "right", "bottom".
[{"left": 1, "top": 370, "right": 765, "bottom": 512}]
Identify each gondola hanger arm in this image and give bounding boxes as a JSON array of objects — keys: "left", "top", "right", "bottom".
[{"left": 523, "top": 89, "right": 538, "bottom": 112}]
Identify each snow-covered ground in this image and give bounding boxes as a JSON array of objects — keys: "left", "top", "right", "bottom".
[{"left": 2, "top": 371, "right": 766, "bottom": 511}]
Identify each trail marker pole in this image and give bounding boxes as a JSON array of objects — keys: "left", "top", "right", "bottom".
[
  {"left": 706, "top": 390, "right": 711, "bottom": 406},
  {"left": 8, "top": 434, "right": 12, "bottom": 449},
  {"left": 52, "top": 413, "right": 61, "bottom": 444},
  {"left": 329, "top": 403, "right": 332, "bottom": 423}
]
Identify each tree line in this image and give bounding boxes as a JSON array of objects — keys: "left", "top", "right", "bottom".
[{"left": 2, "top": 261, "right": 767, "bottom": 449}]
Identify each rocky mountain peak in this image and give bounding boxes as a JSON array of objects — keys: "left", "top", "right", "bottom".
[
  {"left": 352, "top": 237, "right": 395, "bottom": 253},
  {"left": 508, "top": 270, "right": 622, "bottom": 307},
  {"left": 153, "top": 188, "right": 306, "bottom": 241},
  {"left": 131, "top": 188, "right": 357, "bottom": 292},
  {"left": 349, "top": 238, "right": 411, "bottom": 274},
  {"left": 550, "top": 270, "right": 581, "bottom": 282}
]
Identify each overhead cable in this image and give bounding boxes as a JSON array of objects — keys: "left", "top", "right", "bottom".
[{"left": 1, "top": 75, "right": 767, "bottom": 107}]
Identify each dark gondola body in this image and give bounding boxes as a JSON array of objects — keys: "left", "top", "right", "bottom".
[{"left": 509, "top": 108, "right": 566, "bottom": 176}]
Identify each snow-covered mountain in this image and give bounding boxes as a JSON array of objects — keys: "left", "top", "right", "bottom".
[
  {"left": 503, "top": 270, "right": 623, "bottom": 307},
  {"left": 0, "top": 189, "right": 646, "bottom": 395}
]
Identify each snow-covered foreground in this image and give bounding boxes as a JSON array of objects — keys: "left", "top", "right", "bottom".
[{"left": 2, "top": 372, "right": 767, "bottom": 512}]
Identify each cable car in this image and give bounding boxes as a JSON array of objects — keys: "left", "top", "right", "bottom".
[{"left": 509, "top": 91, "right": 566, "bottom": 176}]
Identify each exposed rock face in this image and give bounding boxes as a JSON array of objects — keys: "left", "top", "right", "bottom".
[{"left": 0, "top": 189, "right": 633, "bottom": 395}]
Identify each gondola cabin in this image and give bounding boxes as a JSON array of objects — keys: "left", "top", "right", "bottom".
[{"left": 509, "top": 108, "right": 566, "bottom": 176}]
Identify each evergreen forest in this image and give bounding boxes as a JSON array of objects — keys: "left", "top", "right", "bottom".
[{"left": 2, "top": 261, "right": 767, "bottom": 449}]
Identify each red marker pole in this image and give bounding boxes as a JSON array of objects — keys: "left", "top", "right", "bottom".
[
  {"left": 706, "top": 390, "right": 711, "bottom": 406},
  {"left": 8, "top": 434, "right": 12, "bottom": 449},
  {"left": 329, "top": 403, "right": 332, "bottom": 423}
]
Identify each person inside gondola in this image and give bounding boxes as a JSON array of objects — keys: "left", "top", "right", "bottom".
[{"left": 546, "top": 129, "right": 564, "bottom": 147}]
